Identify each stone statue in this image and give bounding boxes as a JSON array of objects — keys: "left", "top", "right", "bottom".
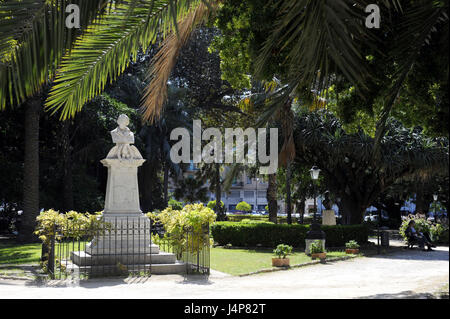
[{"left": 106, "top": 114, "right": 143, "bottom": 160}]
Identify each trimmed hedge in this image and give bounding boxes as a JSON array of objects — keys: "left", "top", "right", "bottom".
[{"left": 211, "top": 222, "right": 369, "bottom": 248}]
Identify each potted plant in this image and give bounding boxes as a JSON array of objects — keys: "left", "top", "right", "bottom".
[
  {"left": 272, "top": 244, "right": 293, "bottom": 267},
  {"left": 310, "top": 240, "right": 326, "bottom": 261},
  {"left": 345, "top": 240, "right": 360, "bottom": 254}
]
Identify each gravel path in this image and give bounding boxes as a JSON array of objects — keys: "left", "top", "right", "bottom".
[{"left": 0, "top": 245, "right": 448, "bottom": 299}]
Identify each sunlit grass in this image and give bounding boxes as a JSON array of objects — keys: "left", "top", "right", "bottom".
[
  {"left": 0, "top": 240, "right": 42, "bottom": 264},
  {"left": 210, "top": 247, "right": 348, "bottom": 276}
]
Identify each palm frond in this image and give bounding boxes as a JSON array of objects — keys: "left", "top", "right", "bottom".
[
  {"left": 0, "top": 0, "right": 110, "bottom": 110},
  {"left": 255, "top": 0, "right": 369, "bottom": 94},
  {"left": 44, "top": 0, "right": 197, "bottom": 120},
  {"left": 141, "top": 0, "right": 215, "bottom": 123}
]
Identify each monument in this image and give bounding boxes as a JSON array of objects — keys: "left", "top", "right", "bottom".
[
  {"left": 71, "top": 114, "right": 184, "bottom": 275},
  {"left": 322, "top": 210, "right": 336, "bottom": 225}
]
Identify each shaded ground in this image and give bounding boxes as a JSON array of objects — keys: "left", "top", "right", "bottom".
[{"left": 0, "top": 242, "right": 447, "bottom": 299}]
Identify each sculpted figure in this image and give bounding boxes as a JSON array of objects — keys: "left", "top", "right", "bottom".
[{"left": 106, "top": 114, "right": 143, "bottom": 160}]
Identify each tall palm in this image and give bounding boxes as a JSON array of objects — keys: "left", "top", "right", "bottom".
[
  {"left": 0, "top": 0, "right": 201, "bottom": 241},
  {"left": 0, "top": 0, "right": 111, "bottom": 242},
  {"left": 253, "top": 0, "right": 448, "bottom": 158}
]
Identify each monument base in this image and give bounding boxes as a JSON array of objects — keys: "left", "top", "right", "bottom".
[{"left": 70, "top": 213, "right": 185, "bottom": 275}]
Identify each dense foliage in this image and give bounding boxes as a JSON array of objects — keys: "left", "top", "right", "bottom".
[
  {"left": 211, "top": 222, "right": 369, "bottom": 248},
  {"left": 147, "top": 204, "right": 216, "bottom": 256}
]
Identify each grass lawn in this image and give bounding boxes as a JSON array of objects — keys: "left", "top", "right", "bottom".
[
  {"left": 210, "top": 247, "right": 348, "bottom": 276},
  {"left": 0, "top": 240, "right": 41, "bottom": 265},
  {"left": 0, "top": 239, "right": 351, "bottom": 277}
]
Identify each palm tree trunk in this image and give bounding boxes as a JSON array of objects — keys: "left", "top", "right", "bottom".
[
  {"left": 163, "top": 160, "right": 169, "bottom": 207},
  {"left": 286, "top": 162, "right": 292, "bottom": 224},
  {"left": 267, "top": 173, "right": 278, "bottom": 223},
  {"left": 18, "top": 96, "right": 41, "bottom": 243},
  {"left": 61, "top": 119, "right": 74, "bottom": 211}
]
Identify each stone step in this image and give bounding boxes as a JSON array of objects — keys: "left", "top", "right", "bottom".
[
  {"left": 66, "top": 261, "right": 186, "bottom": 276},
  {"left": 71, "top": 250, "right": 177, "bottom": 266},
  {"left": 85, "top": 242, "right": 160, "bottom": 254}
]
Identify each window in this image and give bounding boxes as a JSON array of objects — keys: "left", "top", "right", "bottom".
[
  {"left": 247, "top": 177, "right": 252, "bottom": 184},
  {"left": 228, "top": 191, "right": 240, "bottom": 198},
  {"left": 257, "top": 190, "right": 266, "bottom": 198},
  {"left": 244, "top": 191, "right": 254, "bottom": 198}
]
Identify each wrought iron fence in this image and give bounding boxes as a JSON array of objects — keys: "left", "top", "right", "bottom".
[{"left": 41, "top": 217, "right": 210, "bottom": 280}]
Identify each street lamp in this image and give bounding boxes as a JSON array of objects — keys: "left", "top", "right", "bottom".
[
  {"left": 305, "top": 166, "right": 326, "bottom": 254},
  {"left": 310, "top": 166, "right": 321, "bottom": 223}
]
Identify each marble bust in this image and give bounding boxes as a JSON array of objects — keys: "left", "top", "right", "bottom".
[{"left": 106, "top": 114, "right": 143, "bottom": 160}]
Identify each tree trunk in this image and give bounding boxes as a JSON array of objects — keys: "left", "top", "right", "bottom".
[
  {"left": 340, "top": 196, "right": 366, "bottom": 225},
  {"left": 296, "top": 198, "right": 305, "bottom": 224},
  {"left": 214, "top": 163, "right": 226, "bottom": 221},
  {"left": 61, "top": 119, "right": 74, "bottom": 211},
  {"left": 285, "top": 162, "right": 292, "bottom": 224},
  {"left": 18, "top": 97, "right": 41, "bottom": 243},
  {"left": 267, "top": 173, "right": 278, "bottom": 223},
  {"left": 163, "top": 160, "right": 169, "bottom": 207}
]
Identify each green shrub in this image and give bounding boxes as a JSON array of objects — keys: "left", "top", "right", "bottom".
[
  {"left": 310, "top": 240, "right": 325, "bottom": 254},
  {"left": 273, "top": 244, "right": 293, "bottom": 259},
  {"left": 399, "top": 216, "right": 447, "bottom": 242},
  {"left": 211, "top": 222, "right": 369, "bottom": 248},
  {"left": 207, "top": 200, "right": 225, "bottom": 211},
  {"left": 437, "top": 228, "right": 449, "bottom": 245},
  {"left": 345, "top": 240, "right": 360, "bottom": 249},
  {"left": 236, "top": 201, "right": 252, "bottom": 212},
  {"left": 147, "top": 204, "right": 216, "bottom": 257},
  {"left": 167, "top": 198, "right": 183, "bottom": 210}
]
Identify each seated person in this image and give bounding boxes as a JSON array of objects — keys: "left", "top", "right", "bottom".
[{"left": 405, "top": 220, "right": 436, "bottom": 251}]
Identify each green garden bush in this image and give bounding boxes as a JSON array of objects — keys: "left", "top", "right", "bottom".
[
  {"left": 236, "top": 201, "right": 252, "bottom": 213},
  {"left": 211, "top": 222, "right": 369, "bottom": 248}
]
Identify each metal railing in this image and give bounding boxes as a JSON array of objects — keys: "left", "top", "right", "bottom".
[{"left": 41, "top": 218, "right": 210, "bottom": 280}]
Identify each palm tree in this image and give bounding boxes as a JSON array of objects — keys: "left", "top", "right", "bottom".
[
  {"left": 0, "top": 0, "right": 199, "bottom": 241},
  {"left": 0, "top": 0, "right": 112, "bottom": 242},
  {"left": 293, "top": 109, "right": 449, "bottom": 224}
]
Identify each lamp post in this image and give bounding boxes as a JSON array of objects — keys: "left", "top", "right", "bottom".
[
  {"left": 305, "top": 166, "right": 326, "bottom": 254},
  {"left": 310, "top": 166, "right": 320, "bottom": 223}
]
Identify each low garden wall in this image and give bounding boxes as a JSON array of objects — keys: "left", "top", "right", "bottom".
[{"left": 211, "top": 221, "right": 369, "bottom": 248}]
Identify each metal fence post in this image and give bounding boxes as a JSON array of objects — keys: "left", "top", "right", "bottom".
[{"left": 48, "top": 225, "right": 55, "bottom": 278}]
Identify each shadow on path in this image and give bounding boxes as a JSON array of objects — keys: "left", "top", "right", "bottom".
[{"left": 359, "top": 290, "right": 449, "bottom": 299}]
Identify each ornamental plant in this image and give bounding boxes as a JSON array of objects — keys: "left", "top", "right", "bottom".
[
  {"left": 236, "top": 201, "right": 252, "bottom": 213},
  {"left": 207, "top": 200, "right": 224, "bottom": 211},
  {"left": 34, "top": 209, "right": 108, "bottom": 247},
  {"left": 34, "top": 209, "right": 110, "bottom": 272},
  {"left": 345, "top": 240, "right": 360, "bottom": 249},
  {"left": 273, "top": 244, "right": 293, "bottom": 259},
  {"left": 399, "top": 215, "right": 446, "bottom": 242},
  {"left": 147, "top": 204, "right": 216, "bottom": 258},
  {"left": 167, "top": 198, "right": 183, "bottom": 210},
  {"left": 310, "top": 240, "right": 325, "bottom": 254}
]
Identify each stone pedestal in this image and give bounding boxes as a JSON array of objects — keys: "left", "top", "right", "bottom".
[
  {"left": 101, "top": 158, "right": 145, "bottom": 215},
  {"left": 322, "top": 210, "right": 336, "bottom": 225},
  {"left": 70, "top": 114, "right": 185, "bottom": 275}
]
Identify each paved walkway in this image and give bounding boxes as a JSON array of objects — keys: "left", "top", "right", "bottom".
[{"left": 0, "top": 244, "right": 448, "bottom": 299}]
